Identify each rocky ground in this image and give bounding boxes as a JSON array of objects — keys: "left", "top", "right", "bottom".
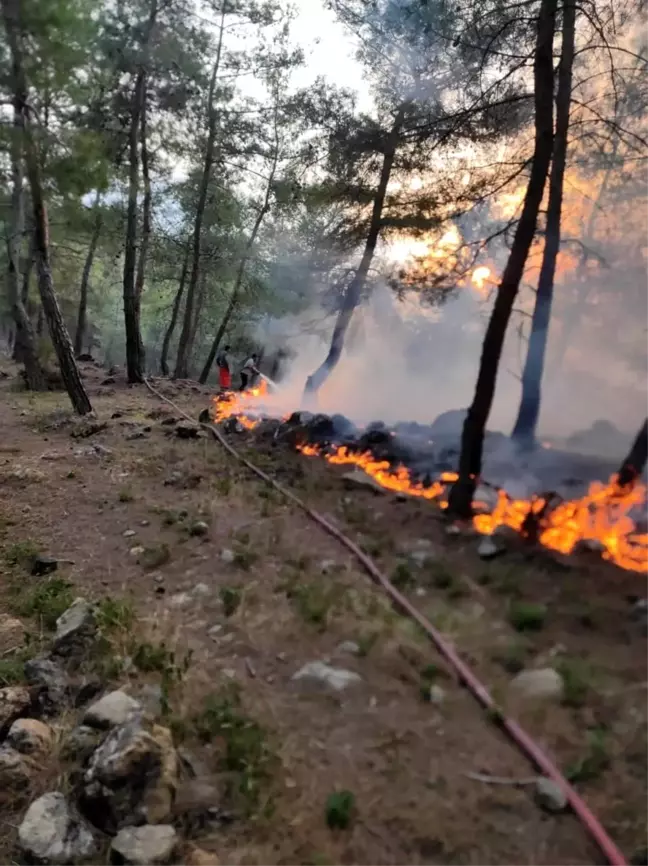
[{"left": 0, "top": 359, "right": 646, "bottom": 865}]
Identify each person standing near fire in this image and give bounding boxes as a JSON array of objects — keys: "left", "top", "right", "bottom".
[
  {"left": 216, "top": 345, "right": 232, "bottom": 391},
  {"left": 240, "top": 352, "right": 260, "bottom": 391}
]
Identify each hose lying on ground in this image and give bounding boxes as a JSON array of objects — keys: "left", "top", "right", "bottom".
[{"left": 143, "top": 376, "right": 627, "bottom": 866}]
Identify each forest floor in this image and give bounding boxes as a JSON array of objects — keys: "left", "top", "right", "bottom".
[{"left": 0, "top": 359, "right": 646, "bottom": 866}]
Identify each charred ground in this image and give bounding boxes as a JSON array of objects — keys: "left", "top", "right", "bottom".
[{"left": 0, "top": 361, "right": 646, "bottom": 865}]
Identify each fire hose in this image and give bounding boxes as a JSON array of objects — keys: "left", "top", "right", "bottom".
[{"left": 143, "top": 377, "right": 627, "bottom": 866}]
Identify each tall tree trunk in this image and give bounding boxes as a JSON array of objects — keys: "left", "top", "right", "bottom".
[
  {"left": 123, "top": 0, "right": 157, "bottom": 384},
  {"left": 4, "top": 94, "right": 45, "bottom": 389},
  {"left": 304, "top": 110, "right": 404, "bottom": 397},
  {"left": 160, "top": 238, "right": 190, "bottom": 375},
  {"left": 199, "top": 186, "right": 274, "bottom": 385},
  {"left": 188, "top": 268, "right": 207, "bottom": 370},
  {"left": 447, "top": 0, "right": 557, "bottom": 517},
  {"left": 12, "top": 229, "right": 35, "bottom": 363},
  {"left": 134, "top": 93, "right": 151, "bottom": 323},
  {"left": 511, "top": 0, "right": 576, "bottom": 446},
  {"left": 2, "top": 0, "right": 92, "bottom": 413},
  {"left": 174, "top": 8, "right": 226, "bottom": 379},
  {"left": 617, "top": 420, "right": 648, "bottom": 488},
  {"left": 74, "top": 191, "right": 102, "bottom": 357}
]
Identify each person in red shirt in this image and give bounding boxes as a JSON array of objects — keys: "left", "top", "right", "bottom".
[{"left": 216, "top": 345, "right": 232, "bottom": 391}]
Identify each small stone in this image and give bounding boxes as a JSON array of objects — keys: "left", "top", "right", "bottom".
[
  {"left": 110, "top": 824, "right": 178, "bottom": 865},
  {"left": 52, "top": 598, "right": 96, "bottom": 658},
  {"left": 429, "top": 685, "right": 446, "bottom": 706},
  {"left": 0, "top": 684, "right": 32, "bottom": 731},
  {"left": 130, "top": 546, "right": 145, "bottom": 557},
  {"left": 61, "top": 725, "right": 103, "bottom": 763},
  {"left": 477, "top": 536, "right": 499, "bottom": 560},
  {"left": 189, "top": 521, "right": 209, "bottom": 537},
  {"left": 184, "top": 844, "right": 220, "bottom": 865},
  {"left": 445, "top": 524, "right": 461, "bottom": 536},
  {"left": 208, "top": 625, "right": 223, "bottom": 639},
  {"left": 92, "top": 443, "right": 113, "bottom": 457},
  {"left": 192, "top": 583, "right": 210, "bottom": 598},
  {"left": 292, "top": 661, "right": 362, "bottom": 693},
  {"left": 510, "top": 668, "right": 564, "bottom": 701},
  {"left": 7, "top": 718, "right": 53, "bottom": 757},
  {"left": 319, "top": 559, "right": 337, "bottom": 574},
  {"left": 220, "top": 548, "right": 235, "bottom": 564},
  {"left": 0, "top": 613, "right": 24, "bottom": 649},
  {"left": 140, "top": 519, "right": 150, "bottom": 527},
  {"left": 534, "top": 777, "right": 568, "bottom": 813},
  {"left": 123, "top": 529, "right": 136, "bottom": 538},
  {"left": 84, "top": 690, "right": 142, "bottom": 729},
  {"left": 0, "top": 745, "right": 34, "bottom": 790},
  {"left": 409, "top": 550, "right": 433, "bottom": 567},
  {"left": 19, "top": 792, "right": 99, "bottom": 863},
  {"left": 169, "top": 592, "right": 192, "bottom": 608},
  {"left": 336, "top": 641, "right": 361, "bottom": 656},
  {"left": 30, "top": 555, "right": 58, "bottom": 577},
  {"left": 276, "top": 651, "right": 287, "bottom": 662}
]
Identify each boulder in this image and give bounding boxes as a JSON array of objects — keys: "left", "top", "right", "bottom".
[
  {"left": 110, "top": 824, "right": 178, "bottom": 865},
  {"left": 24, "top": 656, "right": 69, "bottom": 714},
  {"left": 0, "top": 745, "right": 34, "bottom": 792},
  {"left": 80, "top": 715, "right": 178, "bottom": 832},
  {"left": 510, "top": 668, "right": 564, "bottom": 702},
  {"left": 83, "top": 690, "right": 142, "bottom": 730},
  {"left": 52, "top": 598, "right": 96, "bottom": 661},
  {"left": 0, "top": 684, "right": 32, "bottom": 732},
  {"left": 7, "top": 718, "right": 53, "bottom": 758},
  {"left": 18, "top": 792, "right": 99, "bottom": 864},
  {"left": 0, "top": 614, "right": 24, "bottom": 650},
  {"left": 292, "top": 661, "right": 362, "bottom": 693}
]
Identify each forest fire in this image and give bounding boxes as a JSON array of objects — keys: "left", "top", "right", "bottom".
[{"left": 211, "top": 388, "right": 648, "bottom": 574}]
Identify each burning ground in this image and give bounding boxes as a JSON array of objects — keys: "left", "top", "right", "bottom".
[
  {"left": 212, "top": 381, "right": 648, "bottom": 574},
  {"left": 0, "top": 363, "right": 646, "bottom": 865}
]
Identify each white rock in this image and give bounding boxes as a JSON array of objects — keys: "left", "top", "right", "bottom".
[
  {"left": 534, "top": 777, "right": 568, "bottom": 813},
  {"left": 319, "top": 559, "right": 337, "bottom": 574},
  {"left": 429, "top": 685, "right": 446, "bottom": 706},
  {"left": 53, "top": 598, "right": 95, "bottom": 652},
  {"left": 18, "top": 792, "right": 98, "bottom": 864},
  {"left": 168, "top": 592, "right": 192, "bottom": 607},
  {"left": 220, "top": 548, "right": 235, "bottom": 564},
  {"left": 83, "top": 690, "right": 142, "bottom": 729},
  {"left": 192, "top": 583, "right": 210, "bottom": 598},
  {"left": 336, "top": 641, "right": 361, "bottom": 656},
  {"left": 292, "top": 661, "right": 362, "bottom": 693},
  {"left": 477, "top": 536, "right": 499, "bottom": 559},
  {"left": 207, "top": 624, "right": 223, "bottom": 639},
  {"left": 123, "top": 529, "right": 136, "bottom": 538},
  {"left": 130, "top": 546, "right": 145, "bottom": 557},
  {"left": 510, "top": 668, "right": 564, "bottom": 701},
  {"left": 110, "top": 824, "right": 178, "bottom": 865}
]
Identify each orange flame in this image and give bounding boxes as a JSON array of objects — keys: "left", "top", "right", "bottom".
[{"left": 213, "top": 393, "right": 648, "bottom": 574}]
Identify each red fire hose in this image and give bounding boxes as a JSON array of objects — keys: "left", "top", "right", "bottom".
[{"left": 143, "top": 378, "right": 627, "bottom": 866}]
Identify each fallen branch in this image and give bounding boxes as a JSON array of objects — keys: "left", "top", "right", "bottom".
[{"left": 464, "top": 771, "right": 538, "bottom": 786}]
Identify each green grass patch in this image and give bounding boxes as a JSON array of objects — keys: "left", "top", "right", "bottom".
[
  {"left": 556, "top": 656, "right": 594, "bottom": 708},
  {"left": 325, "top": 790, "right": 355, "bottom": 830},
  {"left": 508, "top": 601, "right": 547, "bottom": 632},
  {"left": 4, "top": 539, "right": 40, "bottom": 569},
  {"left": 9, "top": 577, "right": 74, "bottom": 630},
  {"left": 220, "top": 586, "right": 242, "bottom": 617},
  {"left": 566, "top": 727, "right": 610, "bottom": 783}
]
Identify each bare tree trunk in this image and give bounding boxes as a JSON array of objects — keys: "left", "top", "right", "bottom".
[
  {"left": 188, "top": 268, "right": 207, "bottom": 370},
  {"left": 134, "top": 93, "right": 151, "bottom": 329},
  {"left": 123, "top": 0, "right": 157, "bottom": 384},
  {"left": 304, "top": 110, "right": 404, "bottom": 397},
  {"left": 447, "top": 0, "right": 557, "bottom": 517},
  {"left": 12, "top": 229, "right": 35, "bottom": 363},
  {"left": 74, "top": 191, "right": 102, "bottom": 357},
  {"left": 617, "top": 420, "right": 648, "bottom": 488},
  {"left": 199, "top": 192, "right": 273, "bottom": 384},
  {"left": 4, "top": 94, "right": 45, "bottom": 389},
  {"left": 174, "top": 8, "right": 226, "bottom": 379},
  {"left": 2, "top": 0, "right": 91, "bottom": 413},
  {"left": 511, "top": 0, "right": 576, "bottom": 446},
  {"left": 160, "top": 238, "right": 190, "bottom": 375}
]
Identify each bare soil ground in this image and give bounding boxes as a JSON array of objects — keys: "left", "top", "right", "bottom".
[{"left": 0, "top": 360, "right": 646, "bottom": 865}]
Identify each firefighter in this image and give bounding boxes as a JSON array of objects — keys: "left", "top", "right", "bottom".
[
  {"left": 240, "top": 353, "right": 260, "bottom": 391},
  {"left": 216, "top": 344, "right": 232, "bottom": 391}
]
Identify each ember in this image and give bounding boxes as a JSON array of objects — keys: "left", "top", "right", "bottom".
[{"left": 212, "top": 390, "right": 648, "bottom": 574}]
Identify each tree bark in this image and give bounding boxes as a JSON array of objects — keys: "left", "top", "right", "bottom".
[
  {"left": 74, "top": 191, "right": 102, "bottom": 357},
  {"left": 135, "top": 92, "right": 151, "bottom": 317},
  {"left": 617, "top": 420, "right": 648, "bottom": 488},
  {"left": 4, "top": 92, "right": 45, "bottom": 390},
  {"left": 1, "top": 0, "right": 92, "bottom": 413},
  {"left": 174, "top": 7, "right": 226, "bottom": 379},
  {"left": 160, "top": 238, "right": 190, "bottom": 375},
  {"left": 123, "top": 0, "right": 157, "bottom": 384},
  {"left": 12, "top": 229, "right": 35, "bottom": 363},
  {"left": 511, "top": 0, "right": 576, "bottom": 447},
  {"left": 447, "top": 0, "right": 557, "bottom": 517},
  {"left": 303, "top": 110, "right": 404, "bottom": 397},
  {"left": 188, "top": 268, "right": 207, "bottom": 370}
]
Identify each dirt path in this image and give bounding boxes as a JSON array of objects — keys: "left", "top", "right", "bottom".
[{"left": 0, "top": 363, "right": 645, "bottom": 865}]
